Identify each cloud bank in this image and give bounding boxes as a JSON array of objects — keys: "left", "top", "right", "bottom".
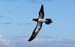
[{"left": 0, "top": 35, "right": 75, "bottom": 47}]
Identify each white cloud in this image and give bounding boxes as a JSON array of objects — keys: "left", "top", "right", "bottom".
[
  {"left": 0, "top": 35, "right": 11, "bottom": 46},
  {"left": 0, "top": 35, "right": 74, "bottom": 47}
]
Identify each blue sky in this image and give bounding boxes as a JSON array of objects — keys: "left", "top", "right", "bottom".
[{"left": 0, "top": 0, "right": 75, "bottom": 47}]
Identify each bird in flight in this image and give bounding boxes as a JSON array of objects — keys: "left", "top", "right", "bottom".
[{"left": 28, "top": 4, "right": 52, "bottom": 41}]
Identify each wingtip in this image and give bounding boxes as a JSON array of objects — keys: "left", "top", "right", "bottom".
[
  {"left": 41, "top": 4, "right": 44, "bottom": 9},
  {"left": 28, "top": 35, "right": 34, "bottom": 42},
  {"left": 41, "top": 4, "right": 43, "bottom": 6},
  {"left": 28, "top": 37, "right": 34, "bottom": 42},
  {"left": 28, "top": 39, "right": 32, "bottom": 41},
  {"left": 39, "top": 4, "right": 44, "bottom": 16},
  {"left": 28, "top": 32, "right": 38, "bottom": 42}
]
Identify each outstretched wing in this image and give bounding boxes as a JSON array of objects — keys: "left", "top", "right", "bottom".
[
  {"left": 39, "top": 4, "right": 44, "bottom": 19},
  {"left": 28, "top": 22, "right": 42, "bottom": 41}
]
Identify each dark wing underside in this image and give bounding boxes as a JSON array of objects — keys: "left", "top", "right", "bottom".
[
  {"left": 28, "top": 4, "right": 44, "bottom": 41},
  {"left": 28, "top": 22, "right": 42, "bottom": 41},
  {"left": 39, "top": 4, "right": 44, "bottom": 19}
]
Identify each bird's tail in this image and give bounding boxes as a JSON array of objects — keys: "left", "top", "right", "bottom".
[{"left": 45, "top": 19, "right": 52, "bottom": 24}]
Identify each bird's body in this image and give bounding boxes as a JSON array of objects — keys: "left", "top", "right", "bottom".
[
  {"left": 28, "top": 4, "right": 52, "bottom": 41},
  {"left": 33, "top": 18, "right": 46, "bottom": 22}
]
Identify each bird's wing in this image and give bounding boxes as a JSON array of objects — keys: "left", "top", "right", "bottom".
[
  {"left": 39, "top": 4, "right": 44, "bottom": 19},
  {"left": 28, "top": 22, "right": 42, "bottom": 41}
]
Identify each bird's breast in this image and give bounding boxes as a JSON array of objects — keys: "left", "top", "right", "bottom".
[{"left": 38, "top": 18, "right": 46, "bottom": 22}]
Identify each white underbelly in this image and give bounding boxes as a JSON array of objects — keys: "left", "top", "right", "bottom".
[{"left": 38, "top": 18, "right": 46, "bottom": 22}]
